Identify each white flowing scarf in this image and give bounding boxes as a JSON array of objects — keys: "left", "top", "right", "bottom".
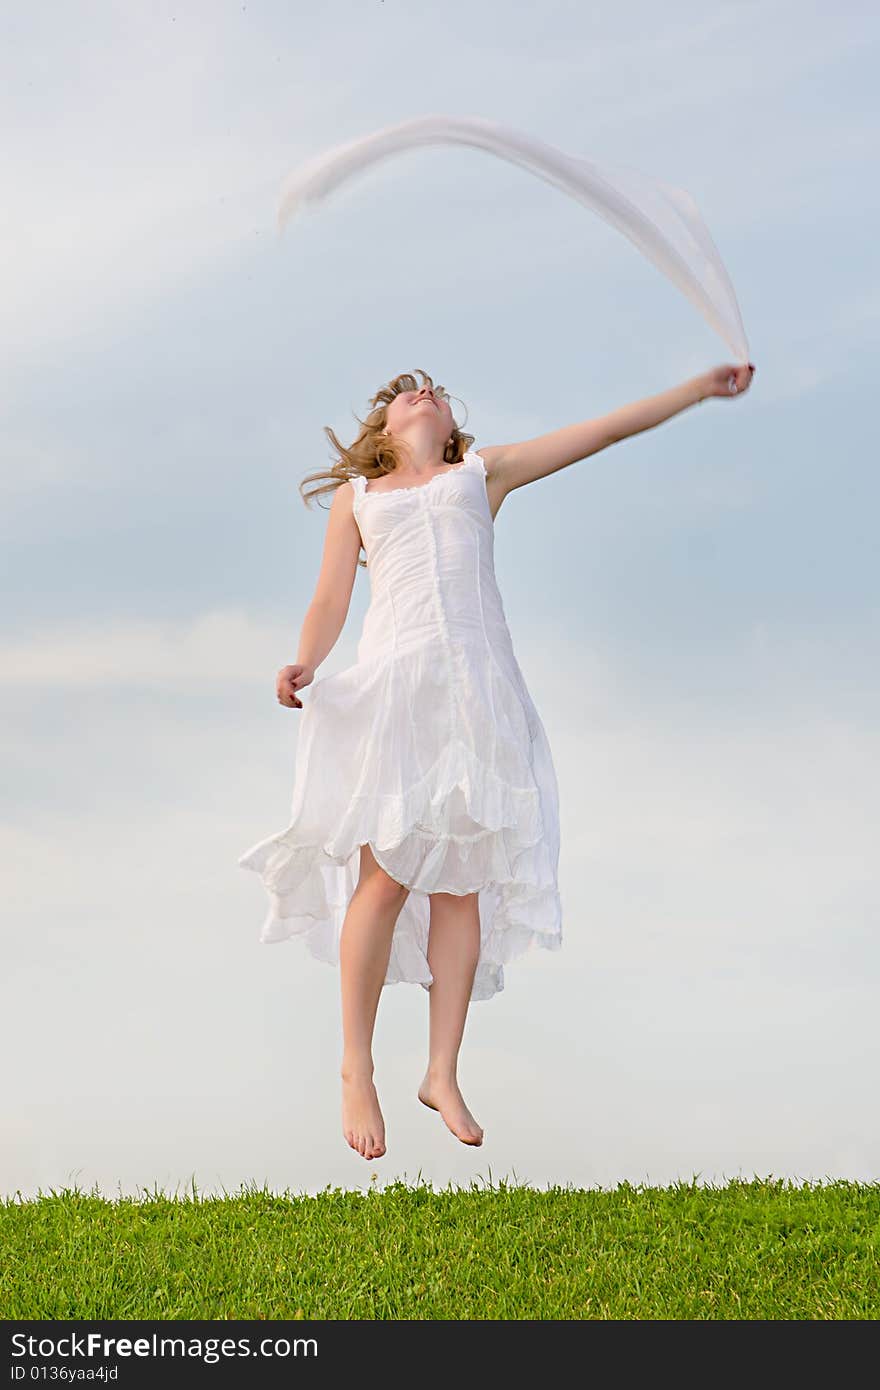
[{"left": 278, "top": 115, "right": 750, "bottom": 365}]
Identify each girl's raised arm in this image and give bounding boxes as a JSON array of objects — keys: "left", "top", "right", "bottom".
[{"left": 481, "top": 362, "right": 756, "bottom": 498}]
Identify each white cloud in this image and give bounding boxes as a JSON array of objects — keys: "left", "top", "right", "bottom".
[{"left": 0, "top": 608, "right": 291, "bottom": 688}]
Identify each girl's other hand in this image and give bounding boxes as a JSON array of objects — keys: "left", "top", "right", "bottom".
[
  {"left": 276, "top": 663, "right": 315, "bottom": 709},
  {"left": 701, "top": 362, "right": 756, "bottom": 400}
]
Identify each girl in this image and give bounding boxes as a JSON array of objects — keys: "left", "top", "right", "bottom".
[{"left": 239, "top": 361, "right": 755, "bottom": 1161}]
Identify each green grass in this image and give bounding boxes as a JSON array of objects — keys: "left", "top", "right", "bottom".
[{"left": 2, "top": 1176, "right": 878, "bottom": 1319}]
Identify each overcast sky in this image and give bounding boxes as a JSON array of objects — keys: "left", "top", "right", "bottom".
[{"left": 2, "top": 0, "right": 878, "bottom": 1199}]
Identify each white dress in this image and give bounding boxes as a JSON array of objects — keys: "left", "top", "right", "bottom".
[{"left": 237, "top": 449, "right": 562, "bottom": 1001}]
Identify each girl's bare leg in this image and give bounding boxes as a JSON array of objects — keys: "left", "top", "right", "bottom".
[
  {"left": 418, "top": 891, "right": 484, "bottom": 1145},
  {"left": 339, "top": 844, "right": 410, "bottom": 1160}
]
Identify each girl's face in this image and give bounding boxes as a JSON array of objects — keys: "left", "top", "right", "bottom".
[{"left": 383, "top": 384, "right": 454, "bottom": 445}]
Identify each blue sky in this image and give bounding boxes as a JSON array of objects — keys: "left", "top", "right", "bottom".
[{"left": 2, "top": 0, "right": 878, "bottom": 1197}]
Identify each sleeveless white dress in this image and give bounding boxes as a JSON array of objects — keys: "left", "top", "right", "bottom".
[{"left": 237, "top": 449, "right": 562, "bottom": 1001}]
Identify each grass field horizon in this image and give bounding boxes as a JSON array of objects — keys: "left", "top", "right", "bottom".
[{"left": 4, "top": 1174, "right": 878, "bottom": 1320}]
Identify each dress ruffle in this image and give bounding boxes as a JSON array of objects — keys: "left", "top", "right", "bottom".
[{"left": 238, "top": 637, "right": 562, "bottom": 1002}]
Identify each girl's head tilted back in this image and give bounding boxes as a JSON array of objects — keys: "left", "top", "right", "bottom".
[
  {"left": 300, "top": 370, "right": 475, "bottom": 568},
  {"left": 381, "top": 378, "right": 453, "bottom": 457}
]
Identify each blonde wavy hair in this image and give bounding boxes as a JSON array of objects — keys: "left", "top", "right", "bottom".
[{"left": 300, "top": 369, "right": 475, "bottom": 568}]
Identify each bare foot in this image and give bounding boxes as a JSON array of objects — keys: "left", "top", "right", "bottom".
[
  {"left": 341, "top": 1070, "right": 386, "bottom": 1160},
  {"left": 418, "top": 1071, "right": 484, "bottom": 1146}
]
